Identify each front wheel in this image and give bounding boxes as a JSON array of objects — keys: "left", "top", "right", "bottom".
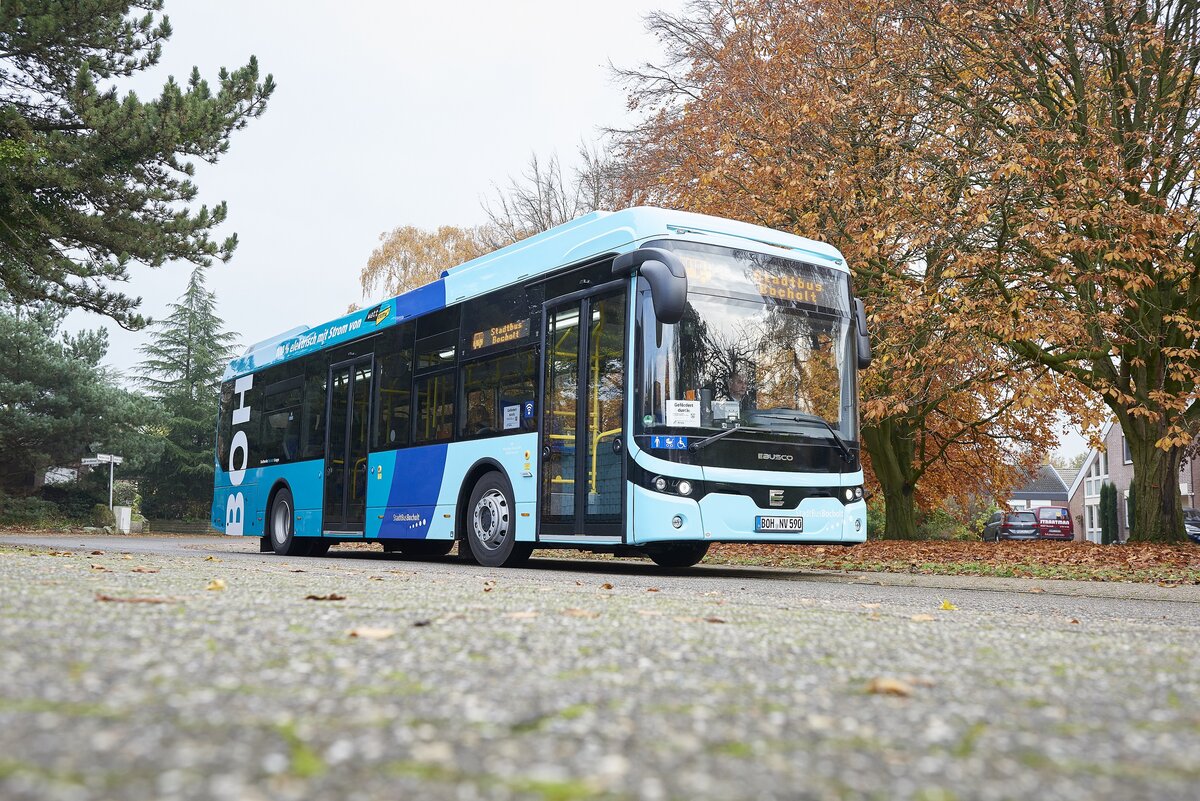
[
  {"left": 644, "top": 541, "right": 710, "bottom": 568},
  {"left": 269, "top": 488, "right": 325, "bottom": 556},
  {"left": 464, "top": 473, "right": 532, "bottom": 568}
]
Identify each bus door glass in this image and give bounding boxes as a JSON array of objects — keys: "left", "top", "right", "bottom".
[
  {"left": 540, "top": 285, "right": 627, "bottom": 538},
  {"left": 324, "top": 355, "right": 373, "bottom": 534}
]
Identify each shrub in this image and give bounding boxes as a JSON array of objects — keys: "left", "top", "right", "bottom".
[
  {"left": 866, "top": 494, "right": 886, "bottom": 539},
  {"left": 0, "top": 494, "right": 62, "bottom": 525},
  {"left": 91, "top": 504, "right": 115, "bottom": 527},
  {"left": 112, "top": 480, "right": 139, "bottom": 510},
  {"left": 39, "top": 482, "right": 106, "bottom": 521},
  {"left": 915, "top": 507, "right": 974, "bottom": 541}
]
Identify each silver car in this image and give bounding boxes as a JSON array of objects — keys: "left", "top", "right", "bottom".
[{"left": 983, "top": 511, "right": 1038, "bottom": 541}]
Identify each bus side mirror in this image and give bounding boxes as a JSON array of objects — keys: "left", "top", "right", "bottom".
[
  {"left": 854, "top": 297, "right": 873, "bottom": 370},
  {"left": 613, "top": 247, "right": 688, "bottom": 324}
]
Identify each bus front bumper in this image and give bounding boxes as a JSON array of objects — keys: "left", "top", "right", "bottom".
[{"left": 631, "top": 485, "right": 867, "bottom": 545}]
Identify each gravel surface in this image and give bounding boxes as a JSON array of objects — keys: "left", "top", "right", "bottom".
[{"left": 1, "top": 534, "right": 1198, "bottom": 801}]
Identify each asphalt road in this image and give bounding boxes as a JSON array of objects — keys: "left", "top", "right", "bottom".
[{"left": 1, "top": 533, "right": 1198, "bottom": 801}]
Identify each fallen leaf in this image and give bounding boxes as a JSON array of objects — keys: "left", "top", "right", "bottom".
[
  {"left": 204, "top": 556, "right": 221, "bottom": 562},
  {"left": 562, "top": 608, "right": 599, "bottom": 618},
  {"left": 90, "top": 564, "right": 109, "bottom": 572},
  {"left": 646, "top": 587, "right": 660, "bottom": 593},
  {"left": 369, "top": 576, "right": 384, "bottom": 581},
  {"left": 412, "top": 619, "right": 432, "bottom": 627},
  {"left": 600, "top": 582, "right": 614, "bottom": 590},
  {"left": 120, "top": 554, "right": 133, "bottom": 560},
  {"left": 1029, "top": 587, "right": 1045, "bottom": 593},
  {"left": 305, "top": 593, "right": 345, "bottom": 601},
  {"left": 910, "top": 614, "right": 935, "bottom": 622},
  {"left": 48, "top": 551, "right": 73, "bottom": 557},
  {"left": 131, "top": 566, "right": 159, "bottom": 574},
  {"left": 505, "top": 611, "right": 539, "bottom": 619},
  {"left": 207, "top": 579, "right": 226, "bottom": 591},
  {"left": 704, "top": 617, "right": 727, "bottom": 624},
  {"left": 290, "top": 569, "right": 306, "bottom": 573},
  {"left": 575, "top": 580, "right": 583, "bottom": 586},
  {"left": 90, "top": 550, "right": 104, "bottom": 555},
  {"left": 860, "top": 603, "right": 881, "bottom": 609},
  {"left": 95, "top": 593, "right": 177, "bottom": 604},
  {"left": 940, "top": 599, "right": 958, "bottom": 611},
  {"left": 867, "top": 677, "right": 913, "bottom": 697},
  {"left": 347, "top": 626, "right": 395, "bottom": 640},
  {"left": 1069, "top": 618, "right": 1080, "bottom": 624}
]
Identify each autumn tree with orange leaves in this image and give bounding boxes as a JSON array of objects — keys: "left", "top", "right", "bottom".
[
  {"left": 908, "top": 0, "right": 1200, "bottom": 542},
  {"left": 616, "top": 0, "right": 1079, "bottom": 536}
]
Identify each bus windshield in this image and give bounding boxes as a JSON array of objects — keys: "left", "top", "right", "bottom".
[{"left": 637, "top": 242, "right": 857, "bottom": 443}]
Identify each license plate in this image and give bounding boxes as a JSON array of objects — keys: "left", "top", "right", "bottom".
[{"left": 755, "top": 515, "right": 804, "bottom": 533}]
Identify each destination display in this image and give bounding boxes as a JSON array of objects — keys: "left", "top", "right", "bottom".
[
  {"left": 677, "top": 247, "right": 850, "bottom": 314},
  {"left": 470, "top": 319, "right": 530, "bottom": 351}
]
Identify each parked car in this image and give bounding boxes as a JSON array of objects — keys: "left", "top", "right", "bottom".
[
  {"left": 1184, "top": 508, "right": 1200, "bottom": 544},
  {"left": 1035, "top": 506, "right": 1074, "bottom": 540},
  {"left": 983, "top": 511, "right": 1038, "bottom": 541}
]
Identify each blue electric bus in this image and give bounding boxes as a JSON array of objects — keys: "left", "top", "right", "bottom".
[{"left": 211, "top": 207, "right": 872, "bottom": 568}]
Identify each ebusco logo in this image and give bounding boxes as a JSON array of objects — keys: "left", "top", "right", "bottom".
[
  {"left": 225, "top": 375, "right": 253, "bottom": 535},
  {"left": 757, "top": 453, "right": 794, "bottom": 462}
]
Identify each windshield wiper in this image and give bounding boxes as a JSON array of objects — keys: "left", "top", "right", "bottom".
[
  {"left": 687, "top": 424, "right": 743, "bottom": 453},
  {"left": 750, "top": 411, "right": 854, "bottom": 462}
]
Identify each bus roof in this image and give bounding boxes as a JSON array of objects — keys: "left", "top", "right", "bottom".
[{"left": 223, "top": 206, "right": 848, "bottom": 380}]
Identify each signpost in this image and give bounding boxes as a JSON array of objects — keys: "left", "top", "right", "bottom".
[{"left": 80, "top": 453, "right": 124, "bottom": 509}]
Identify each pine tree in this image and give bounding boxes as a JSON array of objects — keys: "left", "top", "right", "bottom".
[
  {"left": 0, "top": 2, "right": 274, "bottom": 328},
  {"left": 0, "top": 300, "right": 152, "bottom": 491},
  {"left": 1099, "top": 482, "right": 1117, "bottom": 546},
  {"left": 136, "top": 265, "right": 237, "bottom": 517}
]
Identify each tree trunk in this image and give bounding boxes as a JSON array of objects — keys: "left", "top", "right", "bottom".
[
  {"left": 1125, "top": 435, "right": 1185, "bottom": 544},
  {"left": 881, "top": 483, "right": 919, "bottom": 540},
  {"left": 862, "top": 421, "right": 920, "bottom": 539}
]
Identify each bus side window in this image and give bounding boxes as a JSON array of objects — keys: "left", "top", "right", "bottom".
[
  {"left": 373, "top": 323, "right": 413, "bottom": 450},
  {"left": 458, "top": 348, "right": 538, "bottom": 439},
  {"left": 414, "top": 372, "right": 455, "bottom": 444},
  {"left": 301, "top": 353, "right": 329, "bottom": 461},
  {"left": 216, "top": 380, "right": 234, "bottom": 471}
]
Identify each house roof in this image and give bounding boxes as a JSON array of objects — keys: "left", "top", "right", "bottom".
[
  {"left": 1010, "top": 463, "right": 1070, "bottom": 501},
  {"left": 1054, "top": 466, "right": 1080, "bottom": 488}
]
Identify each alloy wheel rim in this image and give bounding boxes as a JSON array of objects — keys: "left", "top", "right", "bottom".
[
  {"left": 472, "top": 489, "right": 509, "bottom": 552},
  {"left": 272, "top": 499, "right": 291, "bottom": 545}
]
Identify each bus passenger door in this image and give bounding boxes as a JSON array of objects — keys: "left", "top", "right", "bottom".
[
  {"left": 324, "top": 356, "right": 373, "bottom": 534},
  {"left": 539, "top": 285, "right": 627, "bottom": 540}
]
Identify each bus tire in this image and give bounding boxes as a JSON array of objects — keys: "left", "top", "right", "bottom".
[
  {"left": 268, "top": 488, "right": 326, "bottom": 557},
  {"left": 644, "top": 541, "right": 710, "bottom": 568},
  {"left": 464, "top": 473, "right": 531, "bottom": 567}
]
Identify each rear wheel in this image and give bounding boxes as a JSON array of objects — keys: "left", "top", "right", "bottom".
[
  {"left": 644, "top": 541, "right": 709, "bottom": 568},
  {"left": 464, "top": 473, "right": 532, "bottom": 568},
  {"left": 269, "top": 488, "right": 325, "bottom": 556}
]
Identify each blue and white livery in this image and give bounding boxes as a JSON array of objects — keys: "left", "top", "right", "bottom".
[{"left": 212, "top": 207, "right": 872, "bottom": 568}]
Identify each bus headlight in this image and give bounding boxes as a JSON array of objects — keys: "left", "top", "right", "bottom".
[
  {"left": 653, "top": 476, "right": 668, "bottom": 492},
  {"left": 844, "top": 488, "right": 854, "bottom": 501},
  {"left": 677, "top": 480, "right": 693, "bottom": 497}
]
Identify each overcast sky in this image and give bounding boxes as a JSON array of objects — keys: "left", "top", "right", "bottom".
[
  {"left": 69, "top": 0, "right": 1089, "bottom": 459},
  {"left": 77, "top": 0, "right": 680, "bottom": 374}
]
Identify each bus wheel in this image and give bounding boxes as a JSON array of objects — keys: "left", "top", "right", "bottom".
[
  {"left": 644, "top": 542, "right": 710, "bottom": 569},
  {"left": 465, "top": 473, "right": 532, "bottom": 567},
  {"left": 268, "top": 488, "right": 318, "bottom": 556}
]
